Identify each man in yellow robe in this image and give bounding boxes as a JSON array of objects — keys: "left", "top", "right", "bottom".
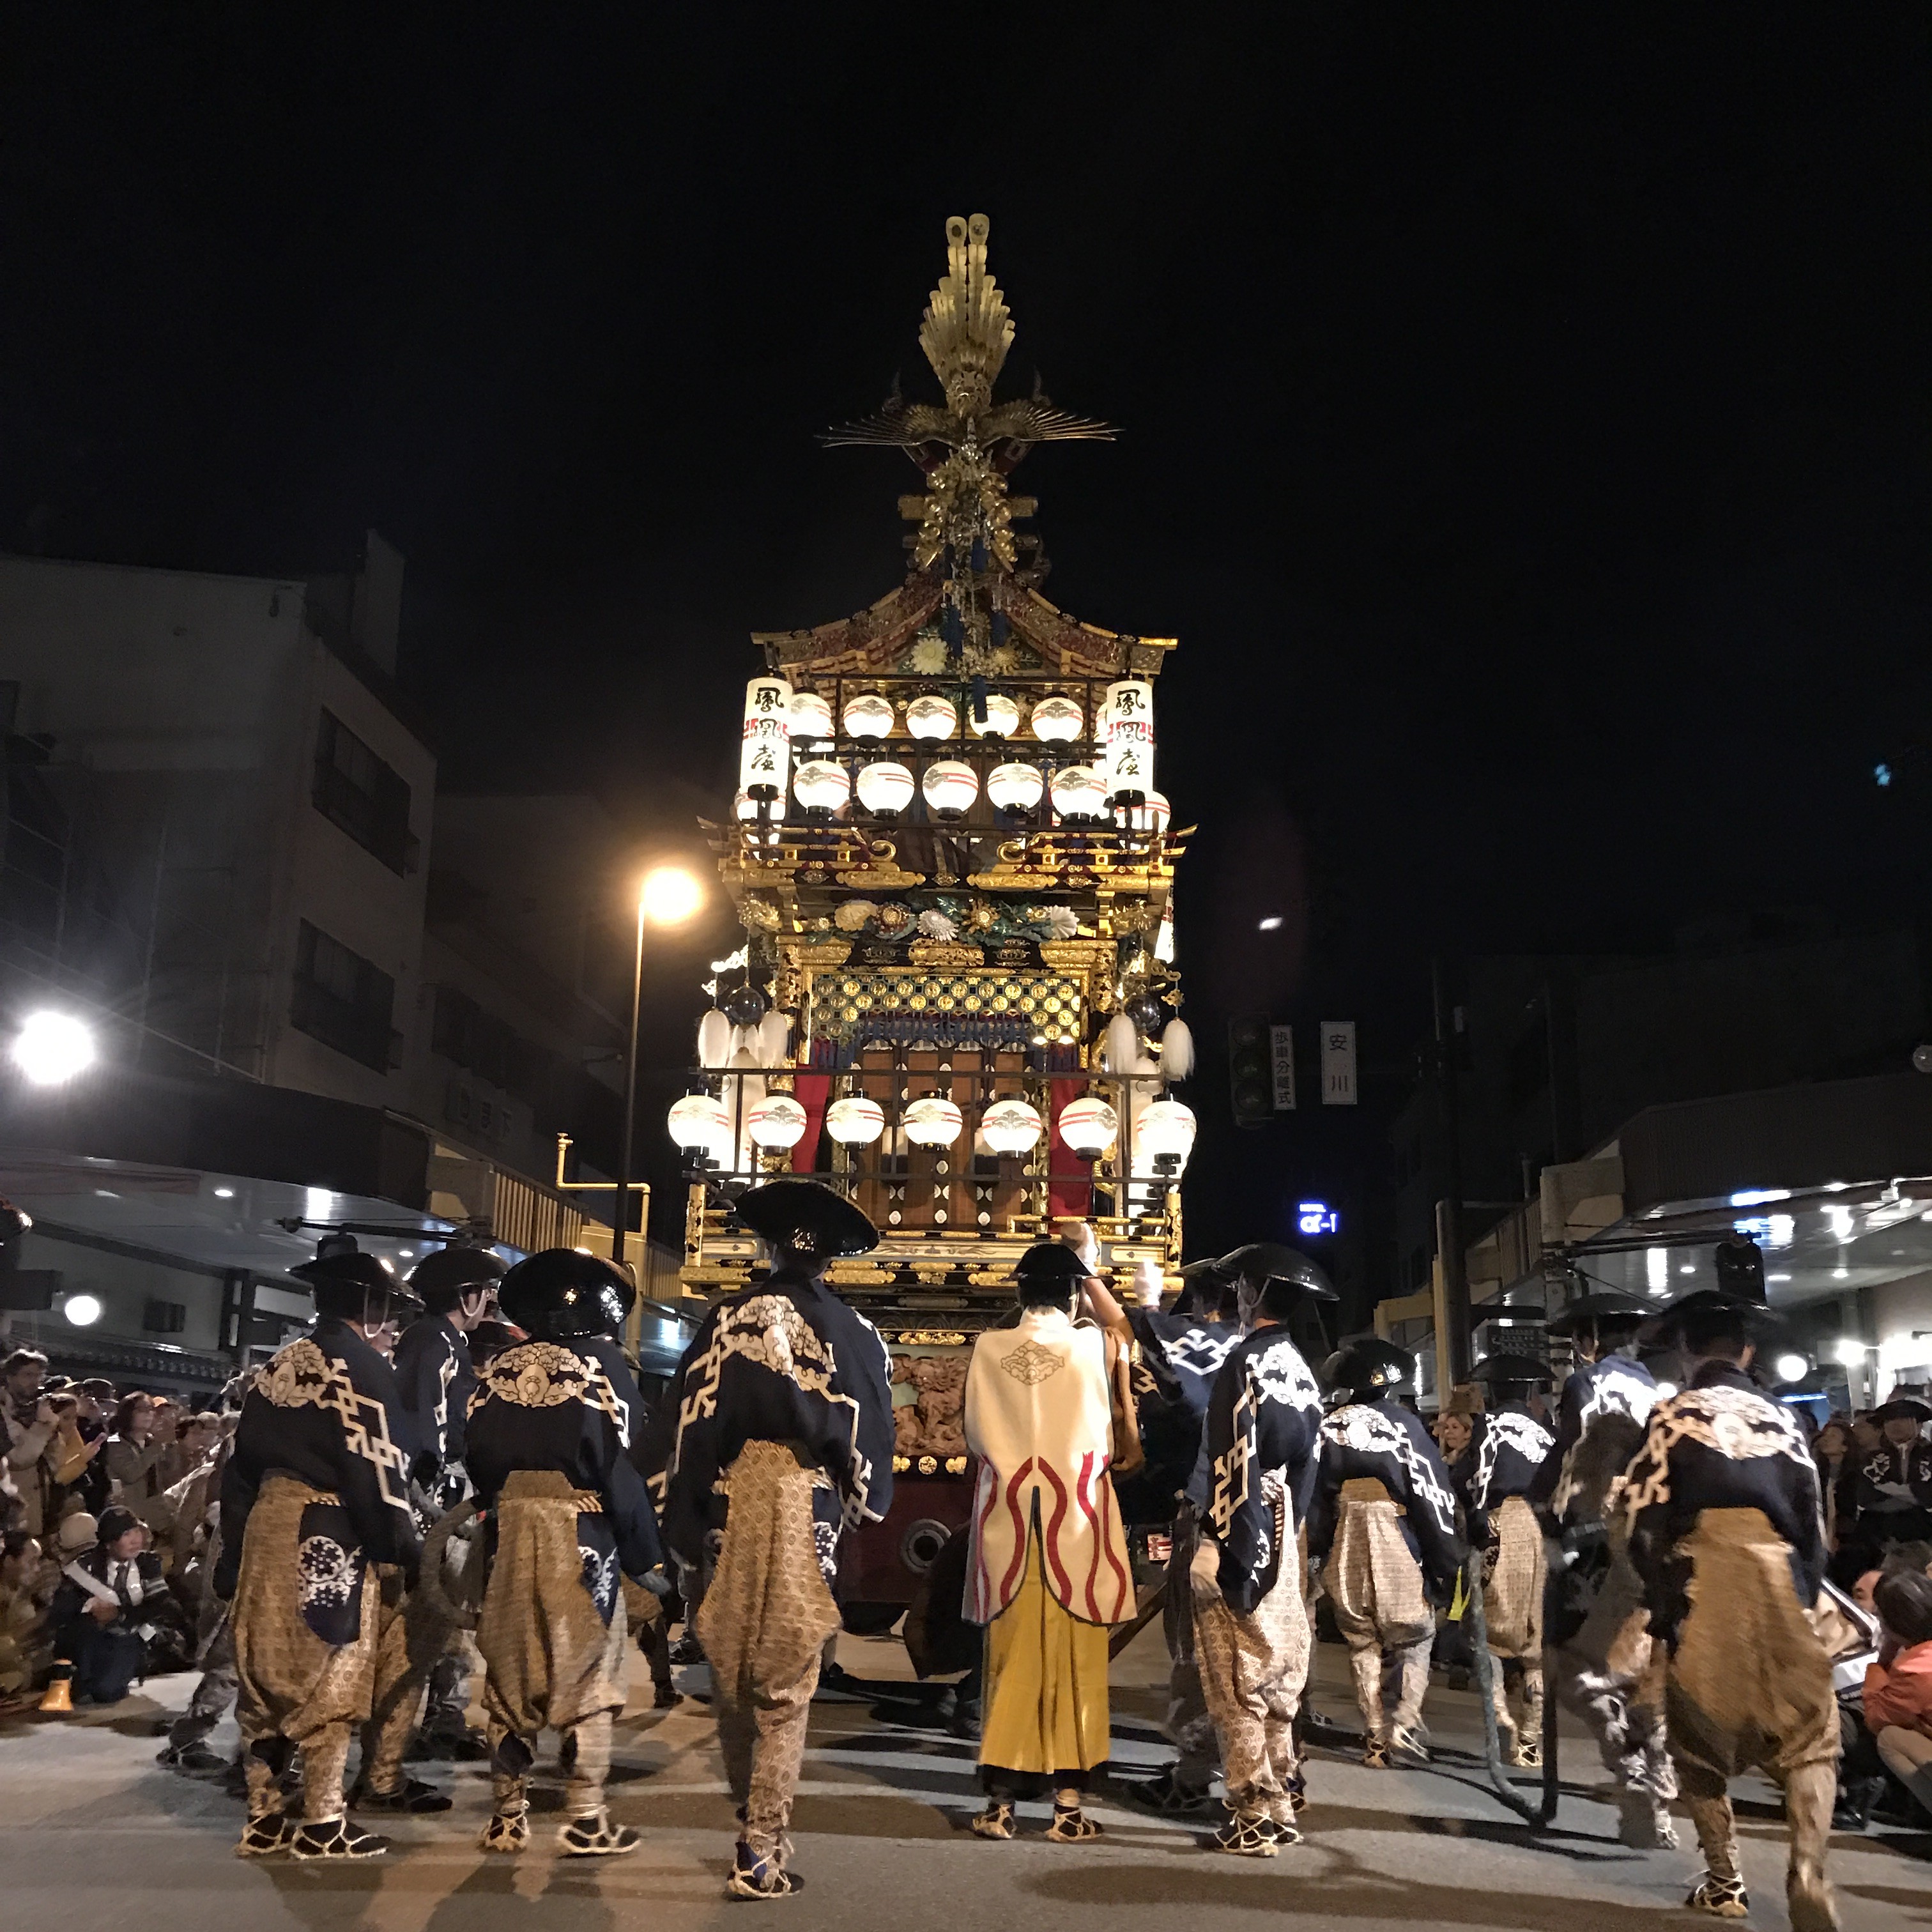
[{"left": 964, "top": 1243, "right": 1133, "bottom": 1842}]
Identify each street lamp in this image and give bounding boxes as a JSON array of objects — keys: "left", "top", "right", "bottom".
[
  {"left": 615, "top": 867, "right": 704, "bottom": 1264},
  {"left": 12, "top": 1011, "right": 96, "bottom": 1085}
]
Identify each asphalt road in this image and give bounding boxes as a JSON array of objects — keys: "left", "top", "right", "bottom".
[{"left": 1, "top": 1621, "right": 1925, "bottom": 1932}]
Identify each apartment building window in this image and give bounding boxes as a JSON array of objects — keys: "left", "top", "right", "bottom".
[
  {"left": 312, "top": 710, "right": 415, "bottom": 875},
  {"left": 291, "top": 919, "right": 398, "bottom": 1071}
]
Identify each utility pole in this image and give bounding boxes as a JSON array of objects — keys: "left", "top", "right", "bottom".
[{"left": 1432, "top": 956, "right": 1471, "bottom": 1387}]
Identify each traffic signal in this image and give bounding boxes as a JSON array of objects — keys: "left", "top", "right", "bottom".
[
  {"left": 1229, "top": 1017, "right": 1272, "bottom": 1128},
  {"left": 1713, "top": 1232, "right": 1767, "bottom": 1303}
]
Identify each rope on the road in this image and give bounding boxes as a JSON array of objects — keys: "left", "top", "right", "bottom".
[{"left": 1460, "top": 1549, "right": 1545, "bottom": 1826}]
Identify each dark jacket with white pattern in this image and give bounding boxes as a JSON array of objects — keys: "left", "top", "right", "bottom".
[
  {"left": 1453, "top": 1402, "right": 1556, "bottom": 1544},
  {"left": 1124, "top": 1310, "right": 1239, "bottom": 1520},
  {"left": 1305, "top": 1395, "right": 1464, "bottom": 1592},
  {"left": 1616, "top": 1362, "right": 1827, "bottom": 1645},
  {"left": 466, "top": 1333, "right": 663, "bottom": 1583},
  {"left": 645, "top": 1267, "right": 896, "bottom": 1574},
  {"left": 1525, "top": 1353, "right": 1658, "bottom": 1512},
  {"left": 213, "top": 1317, "right": 419, "bottom": 1599},
  {"left": 392, "top": 1311, "right": 477, "bottom": 1480},
  {"left": 1202, "top": 1326, "right": 1323, "bottom": 1614}
]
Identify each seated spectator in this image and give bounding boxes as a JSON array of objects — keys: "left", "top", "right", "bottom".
[
  {"left": 1864, "top": 1567, "right": 1932, "bottom": 1818},
  {"left": 48, "top": 1505, "right": 167, "bottom": 1707}
]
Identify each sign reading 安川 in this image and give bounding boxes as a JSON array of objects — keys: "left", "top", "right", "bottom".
[{"left": 1320, "top": 1020, "right": 1357, "bottom": 1105}]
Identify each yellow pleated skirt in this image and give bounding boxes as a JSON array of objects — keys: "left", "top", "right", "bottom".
[{"left": 978, "top": 1535, "right": 1112, "bottom": 1789}]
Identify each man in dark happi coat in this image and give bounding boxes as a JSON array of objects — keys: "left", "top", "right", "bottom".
[
  {"left": 215, "top": 1243, "right": 422, "bottom": 1859},
  {"left": 1533, "top": 1289, "right": 1677, "bottom": 1848},
  {"left": 1453, "top": 1351, "right": 1556, "bottom": 1767},
  {"left": 652, "top": 1181, "right": 894, "bottom": 1901},
  {"left": 1307, "top": 1339, "right": 1463, "bottom": 1767},
  {"left": 1616, "top": 1289, "right": 1837, "bottom": 1930},
  {"left": 355, "top": 1243, "right": 507, "bottom": 1788},
  {"left": 1193, "top": 1271, "right": 1324, "bottom": 1855},
  {"left": 1836, "top": 1395, "right": 1932, "bottom": 1548},
  {"left": 467, "top": 1249, "right": 663, "bottom": 1856},
  {"left": 1121, "top": 1255, "right": 1241, "bottom": 1814}
]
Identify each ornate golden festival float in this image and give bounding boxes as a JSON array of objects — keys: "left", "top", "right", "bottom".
[{"left": 667, "top": 215, "right": 1195, "bottom": 1623}]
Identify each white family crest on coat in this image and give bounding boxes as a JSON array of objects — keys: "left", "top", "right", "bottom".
[
  {"left": 1577, "top": 1363, "right": 1657, "bottom": 1428},
  {"left": 1322, "top": 1403, "right": 1459, "bottom": 1537},
  {"left": 1209, "top": 1338, "right": 1321, "bottom": 1541},
  {"left": 254, "top": 1337, "right": 411, "bottom": 1511},
  {"left": 1250, "top": 1337, "right": 1322, "bottom": 1411},
  {"left": 1160, "top": 1325, "right": 1239, "bottom": 1380},
  {"left": 1614, "top": 1384, "right": 1816, "bottom": 1519},
  {"left": 1473, "top": 1408, "right": 1555, "bottom": 1505},
  {"left": 296, "top": 1533, "right": 358, "bottom": 1609},
  {"left": 474, "top": 1341, "right": 633, "bottom": 1449},
  {"left": 1000, "top": 1338, "right": 1066, "bottom": 1385}
]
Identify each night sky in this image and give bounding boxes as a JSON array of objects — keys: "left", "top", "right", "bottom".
[{"left": 5, "top": 10, "right": 1926, "bottom": 1268}]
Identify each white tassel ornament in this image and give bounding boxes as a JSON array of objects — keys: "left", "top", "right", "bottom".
[{"left": 1159, "top": 1017, "right": 1195, "bottom": 1081}]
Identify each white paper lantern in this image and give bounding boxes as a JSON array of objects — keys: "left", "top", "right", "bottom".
[
  {"left": 789, "top": 690, "right": 834, "bottom": 742},
  {"left": 1030, "top": 695, "right": 1084, "bottom": 742},
  {"left": 1144, "top": 790, "right": 1172, "bottom": 835},
  {"left": 793, "top": 760, "right": 851, "bottom": 813},
  {"left": 1049, "top": 764, "right": 1108, "bottom": 822},
  {"left": 1134, "top": 1099, "right": 1197, "bottom": 1164},
  {"left": 746, "top": 1093, "right": 809, "bottom": 1150},
  {"left": 668, "top": 1092, "right": 730, "bottom": 1156},
  {"left": 855, "top": 760, "right": 916, "bottom": 815},
  {"left": 969, "top": 692, "right": 1022, "bottom": 738},
  {"left": 921, "top": 759, "right": 979, "bottom": 817},
  {"left": 980, "top": 1098, "right": 1043, "bottom": 1155},
  {"left": 986, "top": 761, "right": 1045, "bottom": 811},
  {"left": 903, "top": 1096, "right": 964, "bottom": 1146},
  {"left": 1100, "top": 678, "right": 1155, "bottom": 795},
  {"left": 906, "top": 693, "right": 958, "bottom": 742},
  {"left": 1059, "top": 1094, "right": 1118, "bottom": 1158},
  {"left": 842, "top": 692, "right": 896, "bottom": 742},
  {"left": 825, "top": 1096, "right": 885, "bottom": 1146},
  {"left": 739, "top": 675, "right": 792, "bottom": 799}
]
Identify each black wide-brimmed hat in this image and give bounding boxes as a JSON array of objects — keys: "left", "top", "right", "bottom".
[
  {"left": 496, "top": 1248, "right": 635, "bottom": 1344},
  {"left": 1645, "top": 1285, "right": 1788, "bottom": 1347},
  {"left": 408, "top": 1243, "right": 507, "bottom": 1297},
  {"left": 1874, "top": 1395, "right": 1932, "bottom": 1425},
  {"left": 734, "top": 1179, "right": 878, "bottom": 1260},
  {"left": 1322, "top": 1338, "right": 1414, "bottom": 1404},
  {"left": 1220, "top": 1241, "right": 1338, "bottom": 1302},
  {"left": 1545, "top": 1289, "right": 1653, "bottom": 1336},
  {"left": 1468, "top": 1350, "right": 1555, "bottom": 1386},
  {"left": 293, "top": 1241, "right": 424, "bottom": 1323},
  {"left": 1015, "top": 1242, "right": 1091, "bottom": 1289}
]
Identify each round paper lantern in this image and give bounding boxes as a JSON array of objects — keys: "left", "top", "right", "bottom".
[
  {"left": 921, "top": 759, "right": 979, "bottom": 818},
  {"left": 969, "top": 693, "right": 1022, "bottom": 739},
  {"left": 1030, "top": 695, "right": 1084, "bottom": 742},
  {"left": 789, "top": 690, "right": 834, "bottom": 742},
  {"left": 824, "top": 1096, "right": 885, "bottom": 1146},
  {"left": 906, "top": 694, "right": 958, "bottom": 742},
  {"left": 855, "top": 761, "right": 916, "bottom": 814},
  {"left": 1059, "top": 1095, "right": 1119, "bottom": 1158},
  {"left": 746, "top": 1093, "right": 808, "bottom": 1150},
  {"left": 903, "top": 1096, "right": 964, "bottom": 1146},
  {"left": 842, "top": 693, "right": 896, "bottom": 742},
  {"left": 1049, "top": 764, "right": 1108, "bottom": 822},
  {"left": 986, "top": 761, "right": 1045, "bottom": 812},
  {"left": 668, "top": 1092, "right": 730, "bottom": 1156},
  {"left": 792, "top": 760, "right": 851, "bottom": 813},
  {"left": 980, "top": 1098, "right": 1043, "bottom": 1155},
  {"left": 1112, "top": 788, "right": 1170, "bottom": 837},
  {"left": 1134, "top": 1099, "right": 1197, "bottom": 1164}
]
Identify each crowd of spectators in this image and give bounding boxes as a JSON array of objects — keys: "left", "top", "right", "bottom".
[{"left": 2, "top": 1345, "right": 231, "bottom": 1707}]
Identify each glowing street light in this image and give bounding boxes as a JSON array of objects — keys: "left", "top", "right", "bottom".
[
  {"left": 63, "top": 1294, "right": 102, "bottom": 1328},
  {"left": 615, "top": 867, "right": 706, "bottom": 1266},
  {"left": 12, "top": 1011, "right": 96, "bottom": 1085}
]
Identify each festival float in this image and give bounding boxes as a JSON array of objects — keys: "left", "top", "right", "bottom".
[{"left": 670, "top": 214, "right": 1195, "bottom": 1629}]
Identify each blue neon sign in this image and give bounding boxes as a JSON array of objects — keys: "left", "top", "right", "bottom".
[{"left": 1297, "top": 1200, "right": 1339, "bottom": 1236}]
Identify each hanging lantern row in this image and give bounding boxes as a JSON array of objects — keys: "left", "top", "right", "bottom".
[
  {"left": 785, "top": 689, "right": 1101, "bottom": 746},
  {"left": 669, "top": 1087, "right": 1194, "bottom": 1171}
]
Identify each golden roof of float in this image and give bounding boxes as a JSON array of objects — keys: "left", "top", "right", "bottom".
[{"left": 755, "top": 213, "right": 1174, "bottom": 683}]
